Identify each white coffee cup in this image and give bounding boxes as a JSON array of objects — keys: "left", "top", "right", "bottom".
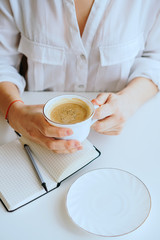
[{"left": 43, "top": 95, "right": 98, "bottom": 142}]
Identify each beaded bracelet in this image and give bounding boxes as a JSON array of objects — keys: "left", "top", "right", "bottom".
[{"left": 5, "top": 100, "right": 24, "bottom": 120}]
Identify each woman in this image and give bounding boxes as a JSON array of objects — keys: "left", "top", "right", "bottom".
[{"left": 0, "top": 0, "right": 160, "bottom": 153}]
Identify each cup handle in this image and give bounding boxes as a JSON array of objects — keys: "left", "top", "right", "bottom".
[{"left": 91, "top": 105, "right": 99, "bottom": 126}]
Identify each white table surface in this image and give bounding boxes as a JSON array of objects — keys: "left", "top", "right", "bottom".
[{"left": 0, "top": 91, "right": 160, "bottom": 240}]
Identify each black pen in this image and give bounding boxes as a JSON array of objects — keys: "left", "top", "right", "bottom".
[{"left": 24, "top": 144, "right": 48, "bottom": 192}]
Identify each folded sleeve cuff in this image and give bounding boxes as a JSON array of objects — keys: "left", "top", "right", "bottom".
[
  {"left": 0, "top": 65, "right": 26, "bottom": 96},
  {"left": 128, "top": 58, "right": 160, "bottom": 90}
]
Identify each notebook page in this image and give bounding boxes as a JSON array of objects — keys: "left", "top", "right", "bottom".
[
  {"left": 0, "top": 112, "right": 17, "bottom": 145},
  {"left": 20, "top": 137, "right": 99, "bottom": 183},
  {"left": 57, "top": 141, "right": 99, "bottom": 182},
  {"left": 0, "top": 139, "right": 57, "bottom": 211}
]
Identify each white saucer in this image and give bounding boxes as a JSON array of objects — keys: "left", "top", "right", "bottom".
[{"left": 66, "top": 168, "right": 151, "bottom": 237}]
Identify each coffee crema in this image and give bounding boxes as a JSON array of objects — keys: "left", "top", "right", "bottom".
[{"left": 49, "top": 99, "right": 91, "bottom": 124}]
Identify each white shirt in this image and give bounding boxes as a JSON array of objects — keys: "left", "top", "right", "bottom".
[{"left": 0, "top": 0, "right": 160, "bottom": 95}]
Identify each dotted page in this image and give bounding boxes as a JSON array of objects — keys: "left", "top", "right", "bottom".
[
  {"left": 20, "top": 137, "right": 99, "bottom": 183},
  {"left": 0, "top": 139, "right": 57, "bottom": 211}
]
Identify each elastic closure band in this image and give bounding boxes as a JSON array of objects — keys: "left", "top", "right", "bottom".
[{"left": 5, "top": 100, "right": 24, "bottom": 120}]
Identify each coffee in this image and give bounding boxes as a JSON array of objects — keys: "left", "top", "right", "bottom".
[
  {"left": 49, "top": 99, "right": 91, "bottom": 124},
  {"left": 44, "top": 95, "right": 97, "bottom": 142}
]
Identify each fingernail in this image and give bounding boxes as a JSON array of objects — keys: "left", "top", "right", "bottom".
[
  {"left": 77, "top": 146, "right": 83, "bottom": 150},
  {"left": 66, "top": 129, "right": 73, "bottom": 135},
  {"left": 92, "top": 99, "right": 98, "bottom": 105},
  {"left": 75, "top": 142, "right": 81, "bottom": 148}
]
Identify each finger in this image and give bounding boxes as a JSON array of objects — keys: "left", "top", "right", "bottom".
[
  {"left": 53, "top": 148, "right": 80, "bottom": 154},
  {"left": 45, "top": 139, "right": 82, "bottom": 151},
  {"left": 93, "top": 103, "right": 114, "bottom": 120},
  {"left": 40, "top": 125, "right": 73, "bottom": 138},
  {"left": 95, "top": 124, "right": 123, "bottom": 134},
  {"left": 37, "top": 115, "right": 73, "bottom": 138},
  {"left": 100, "top": 130, "right": 122, "bottom": 135},
  {"left": 91, "top": 93, "right": 110, "bottom": 105},
  {"left": 27, "top": 129, "right": 82, "bottom": 151},
  {"left": 92, "top": 116, "right": 120, "bottom": 133}
]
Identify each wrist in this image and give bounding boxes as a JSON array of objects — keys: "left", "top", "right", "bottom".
[
  {"left": 119, "top": 77, "right": 158, "bottom": 103},
  {"left": 117, "top": 88, "right": 140, "bottom": 119},
  {"left": 117, "top": 77, "right": 158, "bottom": 118},
  {"left": 6, "top": 100, "right": 24, "bottom": 123}
]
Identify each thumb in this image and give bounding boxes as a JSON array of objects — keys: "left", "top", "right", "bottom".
[{"left": 91, "top": 93, "right": 110, "bottom": 105}]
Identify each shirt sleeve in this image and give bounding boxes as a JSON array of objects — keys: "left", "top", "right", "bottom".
[
  {"left": 0, "top": 0, "right": 26, "bottom": 95},
  {"left": 128, "top": 11, "right": 160, "bottom": 90}
]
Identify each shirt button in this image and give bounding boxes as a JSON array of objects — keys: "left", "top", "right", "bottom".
[
  {"left": 78, "top": 84, "right": 85, "bottom": 88},
  {"left": 80, "top": 54, "right": 86, "bottom": 60}
]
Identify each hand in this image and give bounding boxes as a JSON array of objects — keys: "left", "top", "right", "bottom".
[
  {"left": 91, "top": 77, "right": 158, "bottom": 135},
  {"left": 91, "top": 92, "right": 134, "bottom": 135},
  {"left": 8, "top": 103, "right": 82, "bottom": 153}
]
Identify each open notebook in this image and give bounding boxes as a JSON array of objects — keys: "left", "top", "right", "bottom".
[{"left": 0, "top": 136, "right": 100, "bottom": 212}]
